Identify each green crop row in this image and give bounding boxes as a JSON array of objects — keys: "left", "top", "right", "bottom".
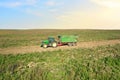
[
  {"left": 0, "top": 44, "right": 120, "bottom": 80},
  {"left": 0, "top": 30, "right": 120, "bottom": 48}
]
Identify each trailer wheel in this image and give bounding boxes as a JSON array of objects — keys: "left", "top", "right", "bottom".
[
  {"left": 68, "top": 43, "right": 72, "bottom": 46},
  {"left": 43, "top": 44, "right": 47, "bottom": 48},
  {"left": 72, "top": 42, "right": 77, "bottom": 46},
  {"left": 75, "top": 42, "right": 77, "bottom": 46},
  {"left": 52, "top": 42, "right": 57, "bottom": 48}
]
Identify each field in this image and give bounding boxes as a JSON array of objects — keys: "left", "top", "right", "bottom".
[
  {"left": 0, "top": 30, "right": 120, "bottom": 48},
  {"left": 0, "top": 29, "right": 120, "bottom": 80}
]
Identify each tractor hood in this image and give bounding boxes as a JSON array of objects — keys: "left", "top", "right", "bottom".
[
  {"left": 42, "top": 40, "right": 49, "bottom": 44},
  {"left": 40, "top": 40, "right": 49, "bottom": 47}
]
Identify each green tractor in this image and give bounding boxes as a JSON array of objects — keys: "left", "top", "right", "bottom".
[
  {"left": 41, "top": 35, "right": 78, "bottom": 48},
  {"left": 41, "top": 37, "right": 57, "bottom": 48}
]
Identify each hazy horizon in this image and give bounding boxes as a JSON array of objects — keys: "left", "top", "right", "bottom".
[{"left": 0, "top": 0, "right": 120, "bottom": 29}]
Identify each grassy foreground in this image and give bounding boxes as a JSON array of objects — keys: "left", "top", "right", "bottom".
[
  {"left": 0, "top": 30, "right": 120, "bottom": 48},
  {"left": 0, "top": 44, "right": 120, "bottom": 80}
]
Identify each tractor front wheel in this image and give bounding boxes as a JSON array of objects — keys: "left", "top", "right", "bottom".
[{"left": 43, "top": 44, "right": 47, "bottom": 48}]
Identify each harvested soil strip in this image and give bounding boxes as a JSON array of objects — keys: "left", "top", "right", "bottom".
[{"left": 0, "top": 39, "right": 120, "bottom": 54}]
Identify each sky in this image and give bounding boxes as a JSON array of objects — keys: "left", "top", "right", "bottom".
[{"left": 0, "top": 0, "right": 120, "bottom": 29}]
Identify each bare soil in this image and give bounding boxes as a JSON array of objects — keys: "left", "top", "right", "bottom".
[{"left": 0, "top": 40, "right": 120, "bottom": 54}]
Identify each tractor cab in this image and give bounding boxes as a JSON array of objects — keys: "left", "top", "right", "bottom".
[
  {"left": 48, "top": 37, "right": 55, "bottom": 43},
  {"left": 41, "top": 37, "right": 57, "bottom": 48}
]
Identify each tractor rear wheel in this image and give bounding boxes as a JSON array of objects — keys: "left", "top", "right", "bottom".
[
  {"left": 52, "top": 42, "right": 57, "bottom": 48},
  {"left": 43, "top": 44, "right": 47, "bottom": 48}
]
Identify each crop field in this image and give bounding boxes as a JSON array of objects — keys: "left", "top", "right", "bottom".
[
  {"left": 0, "top": 29, "right": 120, "bottom": 80},
  {"left": 0, "top": 30, "right": 120, "bottom": 48}
]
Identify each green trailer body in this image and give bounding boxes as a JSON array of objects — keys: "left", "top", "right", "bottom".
[
  {"left": 58, "top": 35, "right": 78, "bottom": 46},
  {"left": 58, "top": 35, "right": 78, "bottom": 43}
]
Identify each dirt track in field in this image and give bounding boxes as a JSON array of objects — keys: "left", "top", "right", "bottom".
[{"left": 0, "top": 39, "right": 120, "bottom": 54}]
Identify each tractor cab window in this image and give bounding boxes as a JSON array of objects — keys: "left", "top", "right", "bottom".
[{"left": 48, "top": 37, "right": 55, "bottom": 43}]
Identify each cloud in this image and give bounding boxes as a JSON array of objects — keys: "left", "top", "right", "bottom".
[
  {"left": 45, "top": 1, "right": 56, "bottom": 6},
  {"left": 0, "top": 2, "right": 22, "bottom": 7},
  {"left": 25, "top": 0, "right": 38, "bottom": 5},
  {"left": 49, "top": 9, "right": 58, "bottom": 13},
  {"left": 91, "top": 0, "right": 120, "bottom": 8},
  {"left": 54, "top": 8, "right": 120, "bottom": 29},
  {"left": 0, "top": 0, "right": 42, "bottom": 17},
  {"left": 45, "top": 1, "right": 64, "bottom": 6},
  {"left": 0, "top": 0, "right": 38, "bottom": 7},
  {"left": 25, "top": 8, "right": 42, "bottom": 17}
]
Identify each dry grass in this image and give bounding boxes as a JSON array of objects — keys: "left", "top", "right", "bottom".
[{"left": 0, "top": 44, "right": 120, "bottom": 80}]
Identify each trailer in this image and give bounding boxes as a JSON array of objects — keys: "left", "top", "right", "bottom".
[
  {"left": 58, "top": 35, "right": 78, "bottom": 46},
  {"left": 41, "top": 35, "right": 78, "bottom": 48}
]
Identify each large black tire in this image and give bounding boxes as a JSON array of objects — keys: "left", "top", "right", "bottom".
[
  {"left": 52, "top": 42, "right": 57, "bottom": 48},
  {"left": 43, "top": 44, "right": 47, "bottom": 48}
]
